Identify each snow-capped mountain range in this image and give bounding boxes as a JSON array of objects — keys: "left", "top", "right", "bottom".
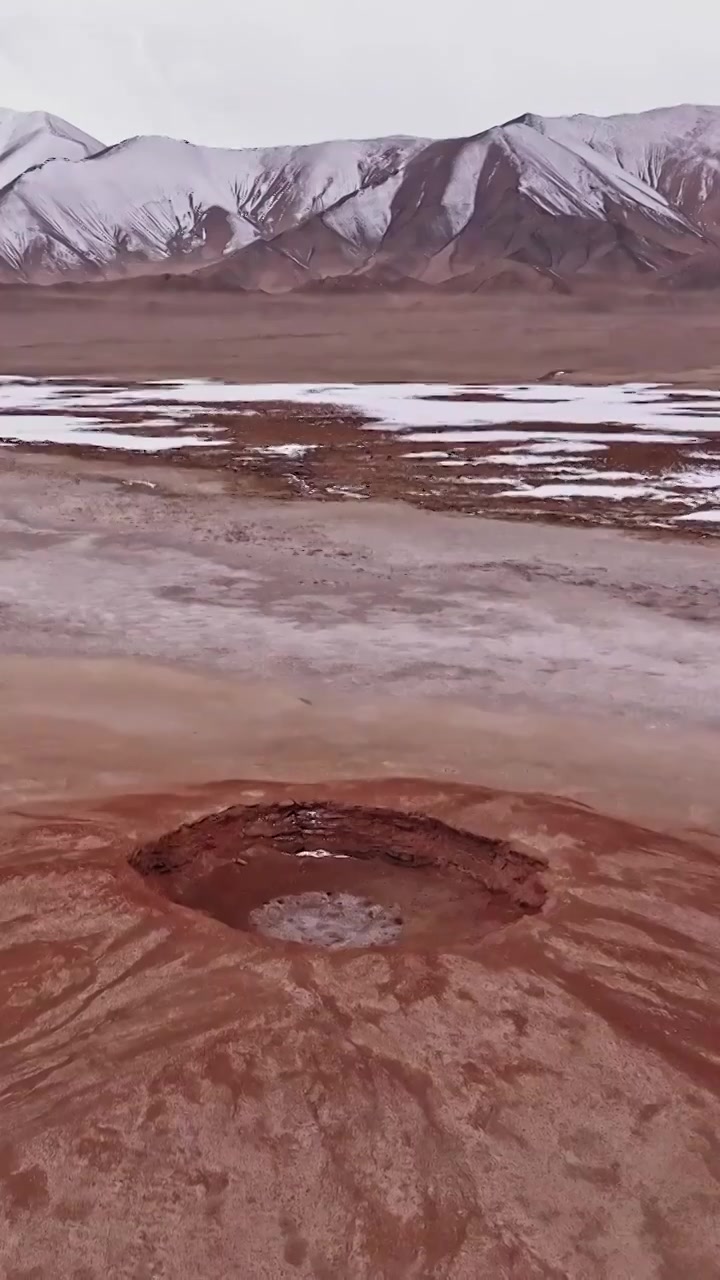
[{"left": 2, "top": 104, "right": 720, "bottom": 290}]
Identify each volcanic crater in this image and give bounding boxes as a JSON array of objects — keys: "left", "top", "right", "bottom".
[{"left": 129, "top": 801, "right": 547, "bottom": 950}]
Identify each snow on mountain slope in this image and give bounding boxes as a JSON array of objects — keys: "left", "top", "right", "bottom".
[
  {"left": 530, "top": 105, "right": 720, "bottom": 231},
  {"left": 499, "top": 122, "right": 688, "bottom": 222},
  {"left": 363, "top": 121, "right": 706, "bottom": 288},
  {"left": 0, "top": 104, "right": 718, "bottom": 289},
  {"left": 418, "top": 120, "right": 690, "bottom": 228},
  {"left": 0, "top": 107, "right": 102, "bottom": 189},
  {"left": 0, "top": 133, "right": 427, "bottom": 281},
  {"left": 531, "top": 105, "right": 720, "bottom": 181}
]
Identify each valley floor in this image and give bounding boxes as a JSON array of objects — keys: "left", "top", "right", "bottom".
[{"left": 4, "top": 285, "right": 720, "bottom": 385}]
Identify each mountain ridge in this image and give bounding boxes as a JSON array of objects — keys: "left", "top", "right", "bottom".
[{"left": 1, "top": 103, "right": 719, "bottom": 291}]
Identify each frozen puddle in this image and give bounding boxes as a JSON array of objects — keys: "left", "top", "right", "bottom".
[{"left": 1, "top": 377, "right": 719, "bottom": 527}]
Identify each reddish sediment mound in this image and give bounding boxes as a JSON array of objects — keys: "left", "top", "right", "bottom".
[
  {"left": 130, "top": 801, "right": 547, "bottom": 950},
  {"left": 3, "top": 774, "right": 720, "bottom": 1276}
]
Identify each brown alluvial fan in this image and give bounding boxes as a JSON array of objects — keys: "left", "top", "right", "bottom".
[{"left": 3, "top": 103, "right": 720, "bottom": 290}]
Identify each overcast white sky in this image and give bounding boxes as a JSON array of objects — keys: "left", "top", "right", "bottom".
[{"left": 2, "top": 0, "right": 718, "bottom": 148}]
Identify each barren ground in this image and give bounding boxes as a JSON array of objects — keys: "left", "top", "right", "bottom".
[
  {"left": 3, "top": 285, "right": 720, "bottom": 385},
  {"left": 1, "top": 294, "right": 720, "bottom": 1278}
]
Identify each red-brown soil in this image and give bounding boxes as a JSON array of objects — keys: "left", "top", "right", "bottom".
[
  {"left": 130, "top": 801, "right": 547, "bottom": 946},
  {"left": 2, "top": 770, "right": 720, "bottom": 1278},
  {"left": 1, "top": 365, "right": 720, "bottom": 1275}
]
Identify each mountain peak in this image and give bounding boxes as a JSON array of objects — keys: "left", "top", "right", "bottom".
[{"left": 0, "top": 106, "right": 102, "bottom": 190}]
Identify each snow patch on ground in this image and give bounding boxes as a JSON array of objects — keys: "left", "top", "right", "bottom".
[
  {"left": 247, "top": 443, "right": 318, "bottom": 458},
  {"left": 5, "top": 377, "right": 716, "bottom": 436},
  {"left": 505, "top": 482, "right": 663, "bottom": 500},
  {"left": 676, "top": 509, "right": 720, "bottom": 523},
  {"left": 0, "top": 413, "right": 214, "bottom": 451},
  {"left": 1, "top": 377, "right": 719, "bottom": 524},
  {"left": 295, "top": 849, "right": 350, "bottom": 860}
]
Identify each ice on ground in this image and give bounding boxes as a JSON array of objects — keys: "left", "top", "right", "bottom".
[
  {"left": 482, "top": 453, "right": 576, "bottom": 467},
  {"left": 248, "top": 444, "right": 318, "bottom": 458},
  {"left": 401, "top": 450, "right": 450, "bottom": 459},
  {"left": 513, "top": 440, "right": 607, "bottom": 454},
  {"left": 664, "top": 469, "right": 720, "bottom": 490},
  {"left": 327, "top": 485, "right": 367, "bottom": 498},
  {"left": 0, "top": 413, "right": 214, "bottom": 451},
  {"left": 0, "top": 378, "right": 719, "bottom": 525},
  {"left": 3, "top": 376, "right": 720, "bottom": 434},
  {"left": 675, "top": 509, "right": 720, "bottom": 523},
  {"left": 295, "top": 849, "right": 350, "bottom": 859},
  {"left": 408, "top": 429, "right": 700, "bottom": 445},
  {"left": 505, "top": 482, "right": 664, "bottom": 500}
]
